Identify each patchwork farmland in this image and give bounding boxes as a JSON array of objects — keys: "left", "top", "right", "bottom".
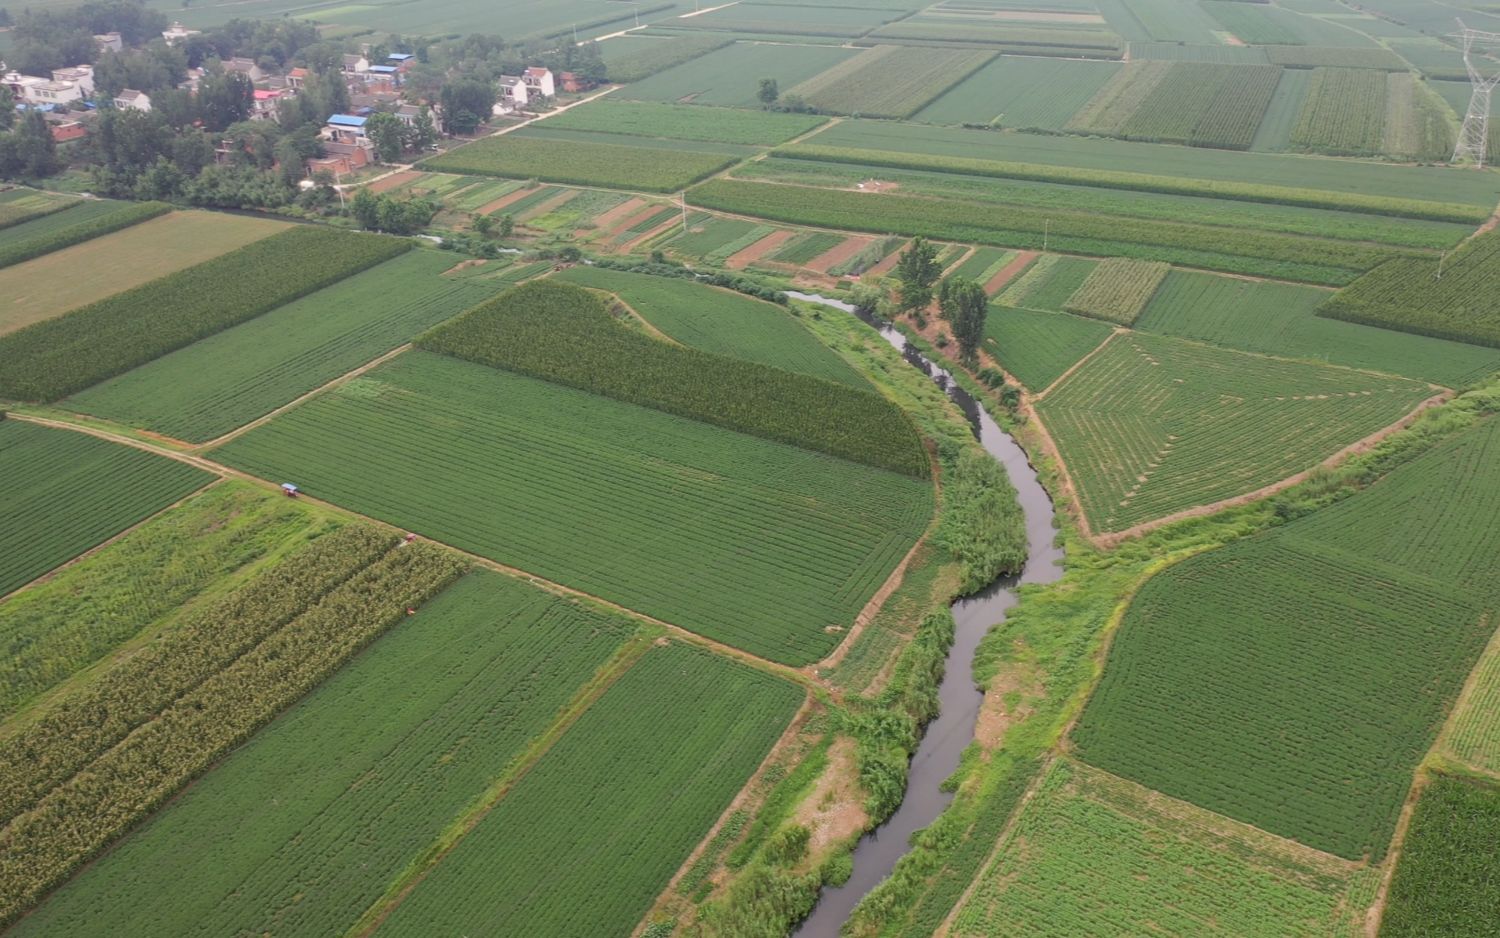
[{"left": 5, "top": 0, "right": 1500, "bottom": 934}]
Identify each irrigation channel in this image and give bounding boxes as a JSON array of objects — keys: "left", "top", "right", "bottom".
[{"left": 787, "top": 292, "right": 1065, "bottom": 937}]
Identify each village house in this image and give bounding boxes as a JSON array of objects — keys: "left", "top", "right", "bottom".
[
  {"left": 51, "top": 66, "right": 94, "bottom": 96},
  {"left": 114, "top": 89, "right": 151, "bottom": 112},
  {"left": 286, "top": 67, "right": 311, "bottom": 91},
  {"left": 387, "top": 52, "right": 415, "bottom": 72},
  {"left": 251, "top": 88, "right": 287, "bottom": 120},
  {"left": 50, "top": 121, "right": 88, "bottom": 143},
  {"left": 325, "top": 113, "right": 369, "bottom": 144},
  {"left": 223, "top": 58, "right": 267, "bottom": 83},
  {"left": 162, "top": 22, "right": 201, "bottom": 46},
  {"left": 394, "top": 103, "right": 426, "bottom": 127},
  {"left": 523, "top": 66, "right": 556, "bottom": 98},
  {"left": 308, "top": 140, "right": 372, "bottom": 177},
  {"left": 93, "top": 33, "right": 123, "bottom": 55},
  {"left": 341, "top": 53, "right": 370, "bottom": 77},
  {"left": 559, "top": 71, "right": 594, "bottom": 93}
]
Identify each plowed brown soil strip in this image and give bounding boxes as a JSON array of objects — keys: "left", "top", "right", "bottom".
[
  {"left": 806, "top": 235, "right": 873, "bottom": 275},
  {"left": 619, "top": 214, "right": 682, "bottom": 253},
  {"left": 366, "top": 170, "right": 419, "bottom": 194},
  {"left": 984, "top": 250, "right": 1038, "bottom": 295},
  {"left": 517, "top": 188, "right": 578, "bottom": 222},
  {"left": 726, "top": 229, "right": 795, "bottom": 269},
  {"left": 586, "top": 197, "right": 646, "bottom": 236},
  {"left": 601, "top": 201, "right": 663, "bottom": 242},
  {"left": 867, "top": 240, "right": 910, "bottom": 278},
  {"left": 476, "top": 186, "right": 534, "bottom": 216}
]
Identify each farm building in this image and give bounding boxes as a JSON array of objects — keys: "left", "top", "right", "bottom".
[{"left": 114, "top": 90, "right": 151, "bottom": 112}]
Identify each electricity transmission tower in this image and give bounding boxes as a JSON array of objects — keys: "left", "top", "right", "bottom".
[{"left": 1452, "top": 19, "right": 1500, "bottom": 167}]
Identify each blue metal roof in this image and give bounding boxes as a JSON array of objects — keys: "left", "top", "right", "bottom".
[
  {"left": 387, "top": 53, "right": 413, "bottom": 61},
  {"left": 327, "top": 114, "right": 367, "bottom": 127},
  {"left": 368, "top": 65, "right": 398, "bottom": 74}
]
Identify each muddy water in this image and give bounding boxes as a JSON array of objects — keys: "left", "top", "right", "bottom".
[{"left": 787, "top": 293, "right": 1064, "bottom": 937}]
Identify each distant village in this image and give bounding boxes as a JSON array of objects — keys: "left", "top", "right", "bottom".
[{"left": 1, "top": 20, "right": 596, "bottom": 179}]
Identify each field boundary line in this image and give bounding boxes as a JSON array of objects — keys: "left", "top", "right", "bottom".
[
  {"left": 0, "top": 476, "right": 225, "bottom": 607},
  {"left": 345, "top": 636, "right": 655, "bottom": 938},
  {"left": 1431, "top": 612, "right": 1500, "bottom": 767},
  {"left": 1033, "top": 327, "right": 1120, "bottom": 401},
  {"left": 679, "top": 0, "right": 738, "bottom": 18},
  {"left": 633, "top": 695, "right": 818, "bottom": 936},
  {"left": 7, "top": 413, "right": 230, "bottom": 476},
  {"left": 1092, "top": 389, "right": 1452, "bottom": 548},
  {"left": 1363, "top": 770, "right": 1432, "bottom": 935},
  {"left": 194, "top": 343, "right": 413, "bottom": 451}
]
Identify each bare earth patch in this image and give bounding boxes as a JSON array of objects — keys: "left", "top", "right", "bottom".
[
  {"left": 807, "top": 235, "right": 874, "bottom": 275},
  {"left": 867, "top": 240, "right": 912, "bottom": 278},
  {"left": 366, "top": 170, "right": 420, "bottom": 194},
  {"left": 853, "top": 179, "right": 900, "bottom": 194},
  {"left": 477, "top": 186, "right": 536, "bottom": 216},
  {"left": 974, "top": 648, "right": 1042, "bottom": 751},
  {"left": 619, "top": 214, "right": 683, "bottom": 254},
  {"left": 984, "top": 251, "right": 1039, "bottom": 296},
  {"left": 726, "top": 229, "right": 796, "bottom": 269},
  {"left": 793, "top": 737, "right": 869, "bottom": 853},
  {"left": 586, "top": 197, "right": 647, "bottom": 236}
]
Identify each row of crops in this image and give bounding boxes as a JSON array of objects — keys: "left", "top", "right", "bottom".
[
  {"left": 1070, "top": 61, "right": 1281, "bottom": 149},
  {"left": 0, "top": 226, "right": 410, "bottom": 402},
  {"left": 0, "top": 525, "right": 465, "bottom": 925},
  {"left": 984, "top": 305, "right": 1114, "bottom": 392},
  {"left": 1380, "top": 775, "right": 1500, "bottom": 936},
  {"left": 0, "top": 200, "right": 170, "bottom": 272},
  {"left": 1061, "top": 258, "right": 1170, "bottom": 325},
  {"left": 212, "top": 351, "right": 933, "bottom": 665},
  {"left": 418, "top": 280, "right": 930, "bottom": 476},
  {"left": 0, "top": 188, "right": 78, "bottom": 230},
  {"left": 687, "top": 178, "right": 1403, "bottom": 283},
  {"left": 1035, "top": 332, "right": 1433, "bottom": 532},
  {"left": 1289, "top": 67, "right": 1389, "bottom": 156},
  {"left": 787, "top": 45, "right": 997, "bottom": 119},
  {"left": 601, "top": 34, "right": 730, "bottom": 84},
  {"left": 0, "top": 420, "right": 212, "bottom": 597},
  {"left": 545, "top": 99, "right": 826, "bottom": 147},
  {"left": 1072, "top": 417, "right": 1500, "bottom": 860},
  {"left": 423, "top": 134, "right": 737, "bottom": 193}
]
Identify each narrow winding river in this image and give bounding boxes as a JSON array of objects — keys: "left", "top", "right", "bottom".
[{"left": 786, "top": 293, "right": 1065, "bottom": 937}]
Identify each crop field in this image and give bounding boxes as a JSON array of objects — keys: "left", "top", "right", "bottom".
[
  {"left": 953, "top": 759, "right": 1377, "bottom": 937},
  {"left": 1136, "top": 270, "right": 1500, "bottom": 388},
  {"left": 542, "top": 99, "right": 825, "bottom": 145},
  {"left": 997, "top": 255, "right": 1099, "bottom": 312},
  {"left": 1265, "top": 45, "right": 1407, "bottom": 70},
  {"left": 0, "top": 483, "right": 325, "bottom": 719},
  {"left": 417, "top": 281, "right": 927, "bottom": 475},
  {"left": 1126, "top": 41, "right": 1271, "bottom": 64},
  {"left": 423, "top": 134, "right": 736, "bottom": 192},
  {"left": 68, "top": 251, "right": 502, "bottom": 443},
  {"left": 768, "top": 230, "right": 844, "bottom": 265},
  {"left": 0, "top": 526, "right": 466, "bottom": 924},
  {"left": 1442, "top": 624, "right": 1500, "bottom": 775},
  {"left": 0, "top": 189, "right": 78, "bottom": 229},
  {"left": 948, "top": 247, "right": 1016, "bottom": 284},
  {"left": 0, "top": 226, "right": 408, "bottom": 403},
  {"left": 0, "top": 421, "right": 212, "bottom": 599},
  {"left": 1250, "top": 68, "right": 1313, "bottom": 151},
  {"left": 1073, "top": 417, "right": 1500, "bottom": 858},
  {"left": 0, "top": 211, "right": 287, "bottom": 342},
  {"left": 983, "top": 305, "right": 1113, "bottom": 392},
  {"left": 915, "top": 56, "right": 1121, "bottom": 129},
  {"left": 1104, "top": 0, "right": 1225, "bottom": 43},
  {"left": 212, "top": 351, "right": 932, "bottom": 664},
  {"left": 1202, "top": 0, "right": 1306, "bottom": 44},
  {"left": 552, "top": 267, "right": 866, "bottom": 387},
  {"left": 672, "top": 1, "right": 902, "bottom": 36},
  {"left": 1381, "top": 72, "right": 1453, "bottom": 160},
  {"left": 789, "top": 120, "right": 1500, "bottom": 213},
  {"left": 375, "top": 641, "right": 802, "bottom": 938},
  {"left": 1113, "top": 63, "right": 1282, "bottom": 149},
  {"left": 488, "top": 184, "right": 563, "bottom": 218},
  {"left": 660, "top": 213, "right": 768, "bottom": 258},
  {"left": 1061, "top": 258, "right": 1169, "bottom": 325},
  {"left": 1320, "top": 231, "right": 1500, "bottom": 349},
  {"left": 0, "top": 199, "right": 106, "bottom": 248},
  {"left": 866, "top": 18, "right": 1122, "bottom": 54},
  {"left": 515, "top": 125, "right": 762, "bottom": 158},
  {"left": 153, "top": 0, "right": 685, "bottom": 38},
  {"left": 1035, "top": 332, "right": 1434, "bottom": 532},
  {"left": 787, "top": 45, "right": 995, "bottom": 119},
  {"left": 687, "top": 179, "right": 1399, "bottom": 283},
  {"left": 1380, "top": 776, "right": 1500, "bottom": 937},
  {"left": 616, "top": 42, "right": 858, "bottom": 107},
  {"left": 1066, "top": 60, "right": 1172, "bottom": 136},
  {"left": 1290, "top": 67, "right": 1388, "bottom": 155},
  {"left": 13, "top": 571, "right": 639, "bottom": 938},
  {"left": 600, "top": 34, "right": 731, "bottom": 83},
  {"left": 0, "top": 201, "right": 170, "bottom": 273}
]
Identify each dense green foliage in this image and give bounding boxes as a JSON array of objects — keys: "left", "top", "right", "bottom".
[
  {"left": 1381, "top": 776, "right": 1500, "bottom": 937},
  {"left": 790, "top": 45, "right": 995, "bottom": 119},
  {"left": 0, "top": 529, "right": 465, "bottom": 925},
  {"left": 1037, "top": 332, "right": 1433, "bottom": 532},
  {"left": 1320, "top": 232, "right": 1500, "bottom": 349},
  {"left": 552, "top": 266, "right": 865, "bottom": 387},
  {"left": 70, "top": 250, "right": 503, "bottom": 442},
  {"left": 377, "top": 642, "right": 801, "bottom": 937},
  {"left": 0, "top": 201, "right": 169, "bottom": 271},
  {"left": 1062, "top": 258, "right": 1170, "bottom": 325},
  {"left": 1290, "top": 67, "right": 1387, "bottom": 155},
  {"left": 419, "top": 281, "right": 928, "bottom": 476},
  {"left": 983, "top": 304, "right": 1114, "bottom": 392},
  {"left": 0, "top": 226, "right": 410, "bottom": 402},
  {"left": 688, "top": 179, "right": 1406, "bottom": 283},
  {"left": 1140, "top": 270, "right": 1500, "bottom": 387},
  {"left": 956, "top": 759, "right": 1377, "bottom": 935},
  {"left": 424, "top": 132, "right": 736, "bottom": 192},
  {"left": 0, "top": 483, "right": 322, "bottom": 718},
  {"left": 770, "top": 142, "right": 1486, "bottom": 224},
  {"left": 1074, "top": 417, "right": 1500, "bottom": 858},
  {"left": 13, "top": 571, "right": 634, "bottom": 938},
  {"left": 544, "top": 99, "right": 825, "bottom": 145},
  {"left": 0, "top": 420, "right": 211, "bottom": 597},
  {"left": 934, "top": 445, "right": 1028, "bottom": 593},
  {"left": 213, "top": 351, "right": 932, "bottom": 664}
]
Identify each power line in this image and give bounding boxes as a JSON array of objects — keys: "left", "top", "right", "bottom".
[{"left": 1452, "top": 19, "right": 1500, "bottom": 168}]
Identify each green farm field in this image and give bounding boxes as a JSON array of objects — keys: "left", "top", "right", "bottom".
[
  {"left": 1035, "top": 332, "right": 1434, "bottom": 533},
  {"left": 541, "top": 99, "right": 826, "bottom": 145},
  {"left": 552, "top": 266, "right": 866, "bottom": 387},
  {"left": 1442, "top": 622, "right": 1500, "bottom": 775},
  {"left": 0, "top": 201, "right": 170, "bottom": 274},
  {"left": 0, "top": 211, "right": 287, "bottom": 341},
  {"left": 1379, "top": 776, "right": 1500, "bottom": 937},
  {"left": 984, "top": 305, "right": 1114, "bottom": 392},
  {"left": 999, "top": 255, "right": 1099, "bottom": 312},
  {"left": 916, "top": 56, "right": 1121, "bottom": 129},
  {"left": 1137, "top": 270, "right": 1500, "bottom": 388},
  {"left": 1073, "top": 417, "right": 1500, "bottom": 859},
  {"left": 0, "top": 483, "right": 327, "bottom": 720},
  {"left": 1061, "top": 258, "right": 1169, "bottom": 325},
  {"left": 69, "top": 250, "right": 504, "bottom": 443},
  {"left": 422, "top": 134, "right": 736, "bottom": 192},
  {"left": 212, "top": 351, "right": 933, "bottom": 664},
  {"left": 953, "top": 759, "right": 1378, "bottom": 937},
  {"left": 373, "top": 641, "right": 802, "bottom": 938},
  {"left": 600, "top": 34, "right": 730, "bottom": 83},
  {"left": 0, "top": 189, "right": 77, "bottom": 229},
  {"left": 615, "top": 41, "right": 858, "bottom": 107},
  {"left": 788, "top": 45, "right": 995, "bottom": 119},
  {"left": 0, "top": 421, "right": 212, "bottom": 599},
  {"left": 12, "top": 571, "right": 640, "bottom": 938},
  {"left": 663, "top": 1, "right": 900, "bottom": 36}
]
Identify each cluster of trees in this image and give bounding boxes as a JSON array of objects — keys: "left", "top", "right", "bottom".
[
  {"left": 755, "top": 77, "right": 814, "bottom": 114},
  {"left": 3, "top": 1, "right": 166, "bottom": 74},
  {"left": 0, "top": 97, "right": 63, "bottom": 179},
  {"left": 364, "top": 109, "right": 437, "bottom": 161},
  {"left": 850, "top": 237, "right": 986, "bottom": 364},
  {"left": 349, "top": 187, "right": 436, "bottom": 235}
]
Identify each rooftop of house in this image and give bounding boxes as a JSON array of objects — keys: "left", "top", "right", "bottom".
[
  {"left": 525, "top": 67, "right": 551, "bottom": 78},
  {"left": 388, "top": 53, "right": 414, "bottom": 61},
  {"left": 327, "top": 114, "right": 367, "bottom": 127},
  {"left": 368, "top": 65, "right": 398, "bottom": 74},
  {"left": 288, "top": 67, "right": 311, "bottom": 79}
]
